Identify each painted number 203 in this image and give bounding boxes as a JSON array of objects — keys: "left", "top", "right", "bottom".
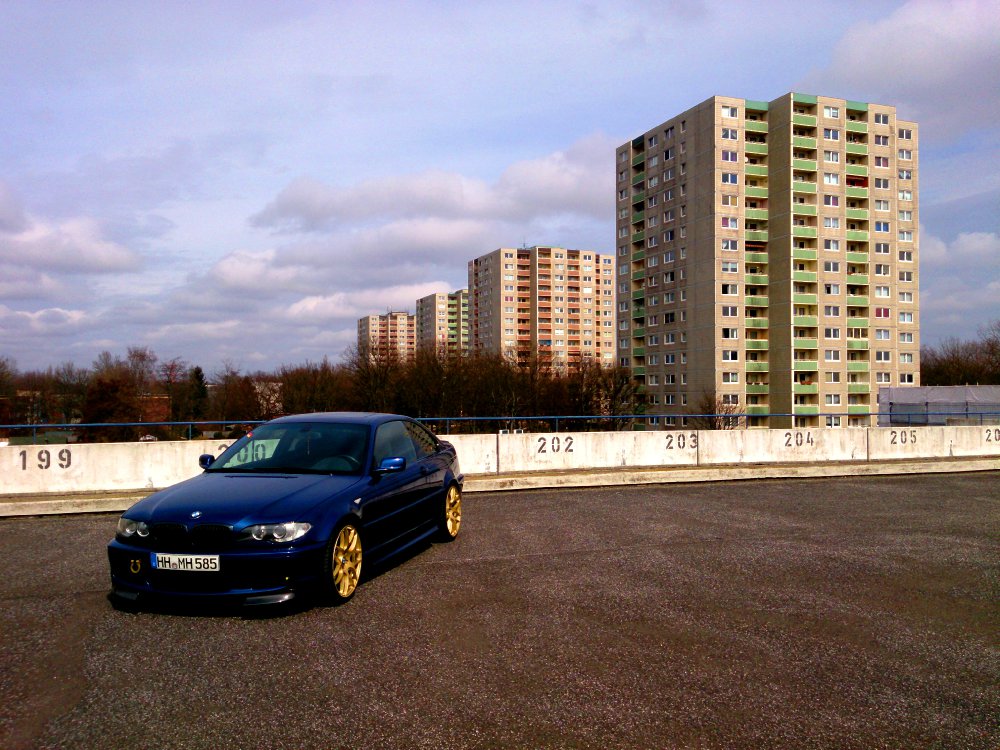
[{"left": 18, "top": 449, "right": 72, "bottom": 470}]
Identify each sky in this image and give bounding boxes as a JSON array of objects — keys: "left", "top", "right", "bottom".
[{"left": 1, "top": 0, "right": 998, "bottom": 376}]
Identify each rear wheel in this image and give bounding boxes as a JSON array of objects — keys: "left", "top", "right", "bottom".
[
  {"left": 323, "top": 521, "right": 363, "bottom": 604},
  {"left": 438, "top": 484, "right": 462, "bottom": 541}
]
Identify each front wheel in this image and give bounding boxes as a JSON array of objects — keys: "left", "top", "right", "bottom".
[
  {"left": 437, "top": 484, "right": 462, "bottom": 541},
  {"left": 322, "top": 521, "right": 363, "bottom": 604}
]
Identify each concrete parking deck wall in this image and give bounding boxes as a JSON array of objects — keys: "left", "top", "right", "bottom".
[{"left": 2, "top": 426, "right": 998, "bottom": 501}]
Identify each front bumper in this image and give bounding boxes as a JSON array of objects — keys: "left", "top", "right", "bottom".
[{"left": 107, "top": 538, "right": 327, "bottom": 606}]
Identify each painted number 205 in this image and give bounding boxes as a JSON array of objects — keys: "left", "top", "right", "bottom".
[
  {"left": 890, "top": 430, "right": 917, "bottom": 445},
  {"left": 18, "top": 449, "right": 72, "bottom": 470}
]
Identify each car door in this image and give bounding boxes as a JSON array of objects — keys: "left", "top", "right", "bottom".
[
  {"left": 405, "top": 420, "right": 448, "bottom": 524},
  {"left": 361, "top": 419, "right": 424, "bottom": 553}
]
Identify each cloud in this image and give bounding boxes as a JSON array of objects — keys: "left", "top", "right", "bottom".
[
  {"left": 0, "top": 181, "right": 28, "bottom": 232},
  {"left": 250, "top": 133, "right": 616, "bottom": 232},
  {"left": 802, "top": 0, "right": 1000, "bottom": 139},
  {"left": 285, "top": 280, "right": 453, "bottom": 323},
  {"left": 0, "top": 304, "right": 92, "bottom": 335},
  {"left": 0, "top": 215, "right": 139, "bottom": 273}
]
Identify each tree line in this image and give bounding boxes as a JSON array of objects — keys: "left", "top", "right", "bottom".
[
  {"left": 920, "top": 320, "right": 1000, "bottom": 386},
  {"left": 0, "top": 346, "right": 643, "bottom": 441}
]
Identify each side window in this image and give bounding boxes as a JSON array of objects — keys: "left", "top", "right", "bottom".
[
  {"left": 373, "top": 420, "right": 417, "bottom": 465},
  {"left": 405, "top": 421, "right": 438, "bottom": 460}
]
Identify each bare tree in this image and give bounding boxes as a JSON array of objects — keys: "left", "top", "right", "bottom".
[{"left": 687, "top": 391, "right": 744, "bottom": 430}]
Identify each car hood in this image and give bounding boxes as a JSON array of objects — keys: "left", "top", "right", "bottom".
[{"left": 124, "top": 472, "right": 365, "bottom": 527}]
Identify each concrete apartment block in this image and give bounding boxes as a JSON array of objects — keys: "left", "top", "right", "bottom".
[
  {"left": 616, "top": 93, "right": 919, "bottom": 428},
  {"left": 468, "top": 246, "right": 616, "bottom": 368},
  {"left": 357, "top": 311, "right": 416, "bottom": 362},
  {"left": 416, "top": 289, "right": 470, "bottom": 356}
]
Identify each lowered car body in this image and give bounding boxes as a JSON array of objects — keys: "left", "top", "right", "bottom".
[{"left": 107, "top": 413, "right": 463, "bottom": 607}]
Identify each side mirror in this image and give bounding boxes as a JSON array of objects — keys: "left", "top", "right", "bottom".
[
  {"left": 374, "top": 456, "right": 406, "bottom": 474},
  {"left": 199, "top": 454, "right": 215, "bottom": 470}
]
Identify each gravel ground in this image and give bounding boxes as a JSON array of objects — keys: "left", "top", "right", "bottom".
[{"left": 0, "top": 471, "right": 997, "bottom": 750}]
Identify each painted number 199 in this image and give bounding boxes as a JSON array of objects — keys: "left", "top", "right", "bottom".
[{"left": 18, "top": 449, "right": 72, "bottom": 470}]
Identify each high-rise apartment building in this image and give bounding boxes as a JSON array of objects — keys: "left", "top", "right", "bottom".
[
  {"left": 616, "top": 93, "right": 919, "bottom": 428},
  {"left": 357, "top": 311, "right": 416, "bottom": 362},
  {"left": 468, "top": 246, "right": 616, "bottom": 367},
  {"left": 416, "top": 289, "right": 469, "bottom": 356}
]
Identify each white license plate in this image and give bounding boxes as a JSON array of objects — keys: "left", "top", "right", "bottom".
[{"left": 152, "top": 553, "right": 220, "bottom": 572}]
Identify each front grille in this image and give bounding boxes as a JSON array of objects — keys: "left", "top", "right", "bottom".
[
  {"left": 146, "top": 522, "right": 234, "bottom": 552},
  {"left": 190, "top": 524, "right": 233, "bottom": 550}
]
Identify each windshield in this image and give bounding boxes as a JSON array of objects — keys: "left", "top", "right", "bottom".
[{"left": 209, "top": 422, "right": 370, "bottom": 475}]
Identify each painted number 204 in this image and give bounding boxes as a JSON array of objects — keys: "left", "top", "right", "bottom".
[{"left": 18, "top": 449, "right": 72, "bottom": 470}]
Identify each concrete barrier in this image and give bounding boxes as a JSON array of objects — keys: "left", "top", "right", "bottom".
[{"left": 2, "top": 426, "right": 998, "bottom": 500}]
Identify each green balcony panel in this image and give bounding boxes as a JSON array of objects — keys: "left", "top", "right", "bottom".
[
  {"left": 794, "top": 405, "right": 820, "bottom": 415},
  {"left": 846, "top": 120, "right": 869, "bottom": 133},
  {"left": 746, "top": 252, "right": 769, "bottom": 263},
  {"left": 632, "top": 250, "right": 646, "bottom": 261},
  {"left": 632, "top": 270, "right": 645, "bottom": 280},
  {"left": 746, "top": 383, "right": 770, "bottom": 394},
  {"left": 745, "top": 339, "right": 769, "bottom": 350},
  {"left": 845, "top": 230, "right": 869, "bottom": 242},
  {"left": 632, "top": 367, "right": 646, "bottom": 376},
  {"left": 793, "top": 226, "right": 818, "bottom": 238},
  {"left": 631, "top": 136, "right": 644, "bottom": 148},
  {"left": 745, "top": 186, "right": 769, "bottom": 198},
  {"left": 745, "top": 209, "right": 769, "bottom": 221},
  {"left": 745, "top": 318, "right": 769, "bottom": 328},
  {"left": 845, "top": 208, "right": 869, "bottom": 220},
  {"left": 632, "top": 211, "right": 645, "bottom": 223},
  {"left": 845, "top": 165, "right": 868, "bottom": 177},
  {"left": 632, "top": 191, "right": 645, "bottom": 204},
  {"left": 745, "top": 296, "right": 769, "bottom": 307},
  {"left": 632, "top": 347, "right": 645, "bottom": 357},
  {"left": 847, "top": 339, "right": 869, "bottom": 350},
  {"left": 848, "top": 383, "right": 871, "bottom": 394},
  {"left": 847, "top": 404, "right": 870, "bottom": 415},
  {"left": 846, "top": 295, "right": 869, "bottom": 306},
  {"left": 793, "top": 204, "right": 817, "bottom": 216},
  {"left": 744, "top": 120, "right": 769, "bottom": 133},
  {"left": 632, "top": 290, "right": 645, "bottom": 301},
  {"left": 631, "top": 173, "right": 646, "bottom": 186},
  {"left": 632, "top": 231, "right": 645, "bottom": 243},
  {"left": 744, "top": 165, "right": 768, "bottom": 177},
  {"left": 846, "top": 274, "right": 869, "bottom": 284},
  {"left": 794, "top": 384, "right": 819, "bottom": 394},
  {"left": 846, "top": 317, "right": 869, "bottom": 327},
  {"left": 792, "top": 181, "right": 817, "bottom": 193},
  {"left": 745, "top": 230, "right": 769, "bottom": 242},
  {"left": 793, "top": 136, "right": 817, "bottom": 149},
  {"left": 845, "top": 252, "right": 869, "bottom": 263},
  {"left": 746, "top": 362, "right": 770, "bottom": 372},
  {"left": 745, "top": 142, "right": 768, "bottom": 155},
  {"left": 845, "top": 186, "right": 869, "bottom": 199},
  {"left": 793, "top": 93, "right": 818, "bottom": 104},
  {"left": 846, "top": 101, "right": 869, "bottom": 112},
  {"left": 746, "top": 99, "right": 770, "bottom": 111},
  {"left": 745, "top": 274, "right": 769, "bottom": 285},
  {"left": 792, "top": 114, "right": 817, "bottom": 127},
  {"left": 632, "top": 307, "right": 646, "bottom": 319},
  {"left": 793, "top": 316, "right": 818, "bottom": 326},
  {"left": 846, "top": 143, "right": 868, "bottom": 156},
  {"left": 793, "top": 271, "right": 817, "bottom": 282},
  {"left": 747, "top": 405, "right": 771, "bottom": 415},
  {"left": 793, "top": 159, "right": 818, "bottom": 171},
  {"left": 793, "top": 361, "right": 819, "bottom": 371},
  {"left": 793, "top": 248, "right": 818, "bottom": 260},
  {"left": 632, "top": 328, "right": 645, "bottom": 338},
  {"left": 847, "top": 361, "right": 870, "bottom": 372},
  {"left": 794, "top": 338, "right": 818, "bottom": 349},
  {"left": 632, "top": 154, "right": 645, "bottom": 167},
  {"left": 793, "top": 294, "right": 818, "bottom": 305}
]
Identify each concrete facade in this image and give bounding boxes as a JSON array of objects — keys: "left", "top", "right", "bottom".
[
  {"left": 357, "top": 311, "right": 417, "bottom": 361},
  {"left": 415, "top": 289, "right": 469, "bottom": 356},
  {"left": 616, "top": 93, "right": 920, "bottom": 429}
]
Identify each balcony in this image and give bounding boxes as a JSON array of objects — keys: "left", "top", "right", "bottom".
[
  {"left": 793, "top": 294, "right": 818, "bottom": 305},
  {"left": 632, "top": 154, "right": 645, "bottom": 167},
  {"left": 847, "top": 361, "right": 870, "bottom": 372},
  {"left": 793, "top": 360, "right": 819, "bottom": 371},
  {"left": 794, "top": 384, "right": 819, "bottom": 394},
  {"left": 845, "top": 208, "right": 869, "bottom": 220},
  {"left": 794, "top": 338, "right": 818, "bottom": 349},
  {"left": 845, "top": 230, "right": 869, "bottom": 242},
  {"left": 745, "top": 186, "right": 769, "bottom": 198},
  {"left": 632, "top": 270, "right": 645, "bottom": 280},
  {"left": 745, "top": 209, "right": 769, "bottom": 221},
  {"left": 845, "top": 251, "right": 869, "bottom": 263},
  {"left": 794, "top": 405, "right": 820, "bottom": 415},
  {"left": 745, "top": 120, "right": 768, "bottom": 133},
  {"left": 745, "top": 296, "right": 769, "bottom": 307},
  {"left": 632, "top": 211, "right": 645, "bottom": 223},
  {"left": 746, "top": 251, "right": 769, "bottom": 263},
  {"left": 746, "top": 362, "right": 770, "bottom": 372},
  {"left": 845, "top": 165, "right": 868, "bottom": 177},
  {"left": 632, "top": 191, "right": 645, "bottom": 204},
  {"left": 793, "top": 114, "right": 817, "bottom": 127},
  {"left": 633, "top": 327, "right": 645, "bottom": 338},
  {"left": 846, "top": 317, "right": 869, "bottom": 327},
  {"left": 746, "top": 142, "right": 768, "bottom": 156},
  {"left": 632, "top": 290, "right": 645, "bottom": 301},
  {"left": 793, "top": 248, "right": 818, "bottom": 260},
  {"left": 793, "top": 271, "right": 817, "bottom": 282},
  {"left": 793, "top": 158, "right": 818, "bottom": 171},
  {"left": 632, "top": 231, "right": 645, "bottom": 243},
  {"left": 793, "top": 204, "right": 817, "bottom": 216},
  {"left": 747, "top": 405, "right": 771, "bottom": 416},
  {"left": 847, "top": 339, "right": 869, "bottom": 350},
  {"left": 632, "top": 250, "right": 646, "bottom": 261},
  {"left": 846, "top": 186, "right": 869, "bottom": 199},
  {"left": 632, "top": 367, "right": 646, "bottom": 376},
  {"left": 745, "top": 164, "right": 768, "bottom": 177},
  {"left": 846, "top": 121, "right": 869, "bottom": 134},
  {"left": 848, "top": 383, "right": 871, "bottom": 394},
  {"left": 632, "top": 172, "right": 646, "bottom": 185},
  {"left": 745, "top": 230, "right": 769, "bottom": 242},
  {"left": 846, "top": 274, "right": 869, "bottom": 285},
  {"left": 746, "top": 383, "right": 770, "bottom": 394},
  {"left": 793, "top": 315, "right": 818, "bottom": 326},
  {"left": 745, "top": 274, "right": 769, "bottom": 285},
  {"left": 745, "top": 318, "right": 769, "bottom": 328},
  {"left": 745, "top": 339, "right": 769, "bottom": 350},
  {"left": 848, "top": 404, "right": 870, "bottom": 415},
  {"left": 633, "top": 347, "right": 645, "bottom": 357},
  {"left": 846, "top": 295, "right": 869, "bottom": 306},
  {"left": 793, "top": 226, "right": 817, "bottom": 238},
  {"left": 793, "top": 136, "right": 817, "bottom": 149}
]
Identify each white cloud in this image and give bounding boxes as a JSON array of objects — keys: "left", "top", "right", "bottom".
[
  {"left": 286, "top": 280, "right": 452, "bottom": 323},
  {"left": 0, "top": 215, "right": 139, "bottom": 273},
  {"left": 921, "top": 229, "right": 1000, "bottom": 266},
  {"left": 0, "top": 304, "right": 91, "bottom": 335}
]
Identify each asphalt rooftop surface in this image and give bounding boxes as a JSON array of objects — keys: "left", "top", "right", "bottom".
[{"left": 0, "top": 472, "right": 997, "bottom": 750}]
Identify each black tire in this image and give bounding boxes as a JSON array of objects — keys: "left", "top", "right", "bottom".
[{"left": 321, "top": 520, "right": 363, "bottom": 604}]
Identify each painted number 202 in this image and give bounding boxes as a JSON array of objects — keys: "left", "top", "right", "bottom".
[
  {"left": 18, "top": 449, "right": 72, "bottom": 470},
  {"left": 537, "top": 436, "right": 574, "bottom": 454}
]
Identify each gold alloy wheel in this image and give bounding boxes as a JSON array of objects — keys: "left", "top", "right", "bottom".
[
  {"left": 332, "top": 524, "right": 362, "bottom": 598},
  {"left": 445, "top": 485, "right": 462, "bottom": 538}
]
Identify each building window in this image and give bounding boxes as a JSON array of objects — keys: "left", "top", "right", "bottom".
[
  {"left": 721, "top": 283, "right": 739, "bottom": 295},
  {"left": 824, "top": 239, "right": 840, "bottom": 251},
  {"left": 722, "top": 372, "right": 739, "bottom": 383},
  {"left": 874, "top": 156, "right": 889, "bottom": 168},
  {"left": 722, "top": 105, "right": 738, "bottom": 118},
  {"left": 900, "top": 332, "right": 914, "bottom": 343},
  {"left": 898, "top": 128, "right": 912, "bottom": 139},
  {"left": 876, "top": 372, "right": 892, "bottom": 383},
  {"left": 875, "top": 286, "right": 890, "bottom": 298},
  {"left": 721, "top": 216, "right": 738, "bottom": 228},
  {"left": 721, "top": 261, "right": 738, "bottom": 273},
  {"left": 875, "top": 328, "right": 890, "bottom": 340},
  {"left": 874, "top": 113, "right": 890, "bottom": 125},
  {"left": 826, "top": 416, "right": 842, "bottom": 427},
  {"left": 823, "top": 128, "right": 840, "bottom": 141},
  {"left": 875, "top": 221, "right": 890, "bottom": 233},
  {"left": 722, "top": 172, "right": 738, "bottom": 184},
  {"left": 823, "top": 261, "right": 840, "bottom": 272},
  {"left": 875, "top": 199, "right": 890, "bottom": 211},
  {"left": 823, "top": 106, "right": 840, "bottom": 118},
  {"left": 875, "top": 242, "right": 890, "bottom": 255},
  {"left": 875, "top": 264, "right": 889, "bottom": 276},
  {"left": 900, "top": 373, "right": 915, "bottom": 384},
  {"left": 824, "top": 327, "right": 841, "bottom": 339},
  {"left": 722, "top": 128, "right": 738, "bottom": 140},
  {"left": 824, "top": 283, "right": 841, "bottom": 295},
  {"left": 875, "top": 135, "right": 889, "bottom": 146},
  {"left": 875, "top": 350, "right": 891, "bottom": 362},
  {"left": 899, "top": 169, "right": 912, "bottom": 180},
  {"left": 899, "top": 230, "right": 913, "bottom": 242},
  {"left": 824, "top": 350, "right": 841, "bottom": 361},
  {"left": 899, "top": 271, "right": 913, "bottom": 282},
  {"left": 824, "top": 195, "right": 839, "bottom": 207},
  {"left": 824, "top": 305, "right": 840, "bottom": 316},
  {"left": 874, "top": 178, "right": 890, "bottom": 189},
  {"left": 722, "top": 150, "right": 738, "bottom": 162},
  {"left": 898, "top": 250, "right": 913, "bottom": 262},
  {"left": 825, "top": 394, "right": 842, "bottom": 405},
  {"left": 722, "top": 239, "right": 739, "bottom": 252},
  {"left": 722, "top": 350, "right": 739, "bottom": 361},
  {"left": 899, "top": 189, "right": 913, "bottom": 201},
  {"left": 722, "top": 305, "right": 738, "bottom": 317},
  {"left": 824, "top": 150, "right": 840, "bottom": 163},
  {"left": 824, "top": 217, "right": 840, "bottom": 229},
  {"left": 898, "top": 149, "right": 912, "bottom": 160},
  {"left": 824, "top": 172, "right": 841, "bottom": 185},
  {"left": 875, "top": 307, "right": 890, "bottom": 319}
]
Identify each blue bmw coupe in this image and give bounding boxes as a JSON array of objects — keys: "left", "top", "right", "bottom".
[{"left": 108, "top": 413, "right": 463, "bottom": 607}]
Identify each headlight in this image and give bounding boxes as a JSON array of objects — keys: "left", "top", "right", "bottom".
[
  {"left": 239, "top": 522, "right": 311, "bottom": 543},
  {"left": 116, "top": 517, "right": 150, "bottom": 538}
]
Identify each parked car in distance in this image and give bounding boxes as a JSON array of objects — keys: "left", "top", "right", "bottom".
[{"left": 108, "top": 413, "right": 463, "bottom": 608}]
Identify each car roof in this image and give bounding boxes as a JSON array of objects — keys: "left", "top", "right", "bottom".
[{"left": 267, "top": 412, "right": 408, "bottom": 427}]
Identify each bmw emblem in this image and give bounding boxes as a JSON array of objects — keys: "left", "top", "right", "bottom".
[{"left": 190, "top": 511, "right": 202, "bottom": 519}]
